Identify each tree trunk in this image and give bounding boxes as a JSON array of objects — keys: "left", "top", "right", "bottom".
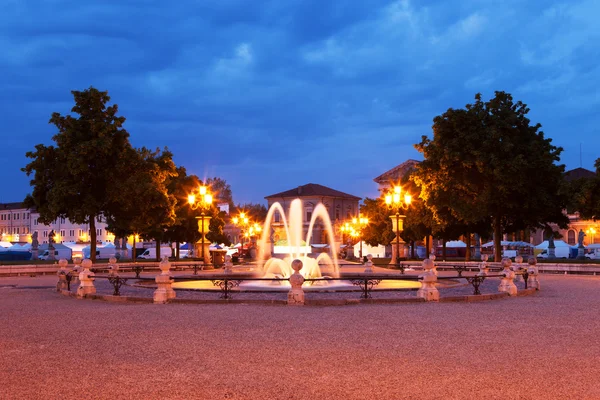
[
  {"left": 176, "top": 241, "right": 180, "bottom": 260},
  {"left": 442, "top": 239, "right": 447, "bottom": 261},
  {"left": 465, "top": 232, "right": 471, "bottom": 261},
  {"left": 494, "top": 215, "right": 502, "bottom": 262},
  {"left": 410, "top": 240, "right": 415, "bottom": 259},
  {"left": 132, "top": 234, "right": 136, "bottom": 261},
  {"left": 425, "top": 235, "right": 430, "bottom": 258},
  {"left": 155, "top": 240, "right": 161, "bottom": 262},
  {"left": 90, "top": 215, "right": 97, "bottom": 263}
]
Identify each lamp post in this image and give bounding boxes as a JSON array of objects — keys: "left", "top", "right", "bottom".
[
  {"left": 385, "top": 185, "right": 412, "bottom": 269},
  {"left": 188, "top": 185, "right": 213, "bottom": 264},
  {"left": 340, "top": 222, "right": 353, "bottom": 260}
]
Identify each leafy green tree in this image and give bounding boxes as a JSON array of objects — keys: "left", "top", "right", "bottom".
[
  {"left": 207, "top": 177, "right": 234, "bottom": 210},
  {"left": 574, "top": 158, "right": 600, "bottom": 220},
  {"left": 22, "top": 87, "right": 132, "bottom": 262},
  {"left": 360, "top": 197, "right": 395, "bottom": 247},
  {"left": 234, "top": 203, "right": 268, "bottom": 223},
  {"left": 414, "top": 91, "right": 568, "bottom": 261},
  {"left": 105, "top": 147, "right": 177, "bottom": 261}
]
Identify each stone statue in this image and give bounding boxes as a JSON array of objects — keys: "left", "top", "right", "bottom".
[
  {"left": 417, "top": 258, "right": 439, "bottom": 301},
  {"left": 548, "top": 235, "right": 555, "bottom": 248},
  {"left": 48, "top": 230, "right": 56, "bottom": 245},
  {"left": 498, "top": 258, "right": 517, "bottom": 296},
  {"left": 287, "top": 259, "right": 305, "bottom": 305},
  {"left": 578, "top": 229, "right": 586, "bottom": 247},
  {"left": 31, "top": 231, "right": 39, "bottom": 249}
]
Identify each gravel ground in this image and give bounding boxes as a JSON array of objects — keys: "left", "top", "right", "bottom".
[{"left": 1, "top": 274, "right": 599, "bottom": 399}]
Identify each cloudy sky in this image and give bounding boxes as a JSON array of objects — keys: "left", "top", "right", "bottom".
[{"left": 1, "top": 0, "right": 598, "bottom": 205}]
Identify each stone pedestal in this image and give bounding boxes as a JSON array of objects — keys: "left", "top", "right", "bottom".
[
  {"left": 498, "top": 258, "right": 517, "bottom": 296},
  {"left": 577, "top": 246, "right": 585, "bottom": 260},
  {"left": 478, "top": 254, "right": 489, "bottom": 276},
  {"left": 56, "top": 259, "right": 69, "bottom": 292},
  {"left": 287, "top": 259, "right": 305, "bottom": 305},
  {"left": 154, "top": 256, "right": 176, "bottom": 304},
  {"left": 223, "top": 255, "right": 233, "bottom": 274},
  {"left": 195, "top": 215, "right": 211, "bottom": 263},
  {"left": 363, "top": 254, "right": 374, "bottom": 274},
  {"left": 547, "top": 247, "right": 556, "bottom": 260},
  {"left": 417, "top": 258, "right": 439, "bottom": 301},
  {"left": 76, "top": 259, "right": 96, "bottom": 298},
  {"left": 527, "top": 256, "right": 540, "bottom": 290}
]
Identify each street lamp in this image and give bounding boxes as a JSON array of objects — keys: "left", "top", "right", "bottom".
[
  {"left": 340, "top": 222, "right": 354, "bottom": 260},
  {"left": 587, "top": 227, "right": 597, "bottom": 245},
  {"left": 384, "top": 185, "right": 412, "bottom": 269},
  {"left": 188, "top": 185, "right": 213, "bottom": 263},
  {"left": 232, "top": 212, "right": 262, "bottom": 259}
]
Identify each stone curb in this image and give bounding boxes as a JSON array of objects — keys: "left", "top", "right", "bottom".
[{"left": 58, "top": 287, "right": 538, "bottom": 305}]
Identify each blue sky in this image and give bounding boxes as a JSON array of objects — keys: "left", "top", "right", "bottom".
[{"left": 1, "top": 0, "right": 598, "bottom": 205}]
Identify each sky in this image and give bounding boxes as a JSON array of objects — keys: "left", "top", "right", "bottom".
[{"left": 1, "top": 0, "right": 599, "bottom": 205}]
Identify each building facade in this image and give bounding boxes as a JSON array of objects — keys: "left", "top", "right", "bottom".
[
  {"left": 0, "top": 202, "right": 111, "bottom": 245},
  {"left": 264, "top": 183, "right": 361, "bottom": 247}
]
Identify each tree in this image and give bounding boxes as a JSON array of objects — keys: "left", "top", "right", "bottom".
[
  {"left": 22, "top": 87, "right": 132, "bottom": 262},
  {"left": 234, "top": 203, "right": 268, "bottom": 223},
  {"left": 360, "top": 198, "right": 395, "bottom": 247},
  {"left": 574, "top": 158, "right": 600, "bottom": 220},
  {"left": 207, "top": 177, "right": 234, "bottom": 210},
  {"left": 106, "top": 147, "right": 177, "bottom": 261},
  {"left": 414, "top": 91, "right": 568, "bottom": 261}
]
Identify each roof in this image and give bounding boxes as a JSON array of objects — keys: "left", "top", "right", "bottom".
[
  {"left": 0, "top": 202, "right": 27, "bottom": 211},
  {"left": 265, "top": 183, "right": 361, "bottom": 200},
  {"left": 373, "top": 159, "right": 420, "bottom": 184},
  {"left": 564, "top": 167, "right": 595, "bottom": 182}
]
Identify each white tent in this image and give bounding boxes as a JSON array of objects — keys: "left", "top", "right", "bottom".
[
  {"left": 445, "top": 240, "right": 467, "bottom": 247},
  {"left": 0, "top": 241, "right": 12, "bottom": 248},
  {"left": 534, "top": 240, "right": 570, "bottom": 250},
  {"left": 8, "top": 244, "right": 29, "bottom": 252},
  {"left": 353, "top": 241, "right": 386, "bottom": 258}
]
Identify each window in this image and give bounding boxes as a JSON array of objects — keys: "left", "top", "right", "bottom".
[
  {"left": 34, "top": 219, "right": 38, "bottom": 226},
  {"left": 7, "top": 214, "right": 10, "bottom": 220},
  {"left": 60, "top": 218, "right": 65, "bottom": 224},
  {"left": 97, "top": 229, "right": 102, "bottom": 236},
  {"left": 335, "top": 209, "right": 340, "bottom": 221},
  {"left": 567, "top": 230, "right": 576, "bottom": 245},
  {"left": 60, "top": 230, "right": 65, "bottom": 238},
  {"left": 274, "top": 211, "right": 280, "bottom": 223},
  {"left": 43, "top": 231, "right": 48, "bottom": 238},
  {"left": 70, "top": 230, "right": 75, "bottom": 237},
  {"left": 306, "top": 210, "right": 312, "bottom": 222},
  {"left": 15, "top": 213, "right": 19, "bottom": 220}
]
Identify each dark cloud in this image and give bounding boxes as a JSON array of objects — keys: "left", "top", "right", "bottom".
[{"left": 1, "top": 0, "right": 599, "bottom": 204}]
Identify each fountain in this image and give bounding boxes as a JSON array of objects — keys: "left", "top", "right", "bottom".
[{"left": 172, "top": 199, "right": 420, "bottom": 292}]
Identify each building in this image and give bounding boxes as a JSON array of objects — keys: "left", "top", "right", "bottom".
[
  {"left": 373, "top": 159, "right": 420, "bottom": 193},
  {"left": 0, "top": 202, "right": 112, "bottom": 245},
  {"left": 264, "top": 183, "right": 361, "bottom": 246}
]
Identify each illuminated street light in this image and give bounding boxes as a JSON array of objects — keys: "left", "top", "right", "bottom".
[
  {"left": 385, "top": 185, "right": 412, "bottom": 271},
  {"left": 188, "top": 185, "right": 214, "bottom": 265},
  {"left": 232, "top": 212, "right": 262, "bottom": 259}
]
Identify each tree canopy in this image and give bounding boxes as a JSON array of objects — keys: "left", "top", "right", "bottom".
[
  {"left": 413, "top": 91, "right": 568, "bottom": 261},
  {"left": 23, "top": 87, "right": 132, "bottom": 262}
]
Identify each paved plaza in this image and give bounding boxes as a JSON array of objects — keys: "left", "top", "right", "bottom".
[{"left": 1, "top": 274, "right": 599, "bottom": 399}]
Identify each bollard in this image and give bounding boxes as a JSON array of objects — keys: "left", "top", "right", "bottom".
[
  {"left": 478, "top": 254, "right": 489, "bottom": 276},
  {"left": 76, "top": 259, "right": 96, "bottom": 298},
  {"left": 154, "top": 256, "right": 176, "bottom": 304},
  {"left": 363, "top": 254, "right": 374, "bottom": 274},
  {"left": 498, "top": 258, "right": 517, "bottom": 296},
  {"left": 287, "top": 259, "right": 305, "bottom": 305},
  {"left": 56, "top": 259, "right": 69, "bottom": 292},
  {"left": 417, "top": 258, "right": 439, "bottom": 301},
  {"left": 223, "top": 255, "right": 233, "bottom": 274},
  {"left": 527, "top": 256, "right": 540, "bottom": 290}
]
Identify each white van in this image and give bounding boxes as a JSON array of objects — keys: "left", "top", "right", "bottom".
[
  {"left": 537, "top": 247, "right": 570, "bottom": 259},
  {"left": 39, "top": 248, "right": 72, "bottom": 260},
  {"left": 137, "top": 247, "right": 172, "bottom": 260}
]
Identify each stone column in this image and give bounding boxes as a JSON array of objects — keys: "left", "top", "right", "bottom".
[
  {"left": 56, "top": 259, "right": 69, "bottom": 292},
  {"left": 527, "top": 256, "right": 540, "bottom": 290},
  {"left": 154, "top": 256, "right": 176, "bottom": 304},
  {"left": 417, "top": 258, "right": 439, "bottom": 301},
  {"left": 498, "top": 258, "right": 517, "bottom": 296},
  {"left": 287, "top": 259, "right": 305, "bottom": 305},
  {"left": 363, "top": 254, "right": 374, "bottom": 274},
  {"left": 478, "top": 254, "right": 489, "bottom": 276},
  {"left": 474, "top": 233, "right": 481, "bottom": 260},
  {"left": 76, "top": 259, "right": 96, "bottom": 298}
]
